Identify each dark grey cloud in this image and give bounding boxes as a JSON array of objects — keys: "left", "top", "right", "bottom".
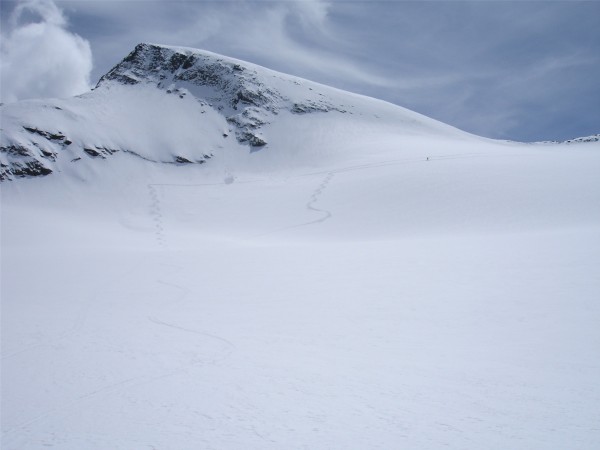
[{"left": 1, "top": 0, "right": 598, "bottom": 142}]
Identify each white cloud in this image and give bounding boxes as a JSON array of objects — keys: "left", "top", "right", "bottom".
[
  {"left": 35, "top": 0, "right": 392, "bottom": 94},
  {"left": 0, "top": 0, "right": 93, "bottom": 103},
  {"left": 200, "top": 1, "right": 395, "bottom": 89}
]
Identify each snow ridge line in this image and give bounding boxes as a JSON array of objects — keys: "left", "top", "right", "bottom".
[{"left": 147, "top": 316, "right": 236, "bottom": 363}]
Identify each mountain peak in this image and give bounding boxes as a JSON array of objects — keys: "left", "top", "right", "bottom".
[
  {"left": 97, "top": 42, "right": 347, "bottom": 116},
  {"left": 1, "top": 43, "right": 470, "bottom": 181},
  {"left": 95, "top": 43, "right": 348, "bottom": 148},
  {"left": 97, "top": 43, "right": 249, "bottom": 88}
]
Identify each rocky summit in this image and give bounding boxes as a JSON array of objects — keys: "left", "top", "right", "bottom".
[
  {"left": 0, "top": 43, "right": 364, "bottom": 181},
  {"left": 0, "top": 43, "right": 476, "bottom": 182}
]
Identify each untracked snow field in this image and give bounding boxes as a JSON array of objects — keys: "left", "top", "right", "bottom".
[{"left": 2, "top": 138, "right": 600, "bottom": 449}]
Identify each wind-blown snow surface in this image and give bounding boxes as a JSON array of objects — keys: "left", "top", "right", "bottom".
[{"left": 2, "top": 46, "right": 600, "bottom": 450}]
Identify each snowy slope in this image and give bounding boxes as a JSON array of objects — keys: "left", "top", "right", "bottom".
[
  {"left": 1, "top": 43, "right": 469, "bottom": 181},
  {"left": 2, "top": 44, "right": 600, "bottom": 450}
]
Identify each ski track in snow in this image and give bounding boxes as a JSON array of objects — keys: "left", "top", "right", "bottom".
[
  {"left": 1, "top": 258, "right": 236, "bottom": 449},
  {"left": 259, "top": 151, "right": 493, "bottom": 237},
  {"left": 148, "top": 184, "right": 166, "bottom": 247},
  {"left": 3, "top": 372, "right": 162, "bottom": 448},
  {"left": 0, "top": 261, "right": 142, "bottom": 363},
  {"left": 253, "top": 171, "right": 335, "bottom": 237},
  {"left": 0, "top": 301, "right": 92, "bottom": 362},
  {"left": 145, "top": 151, "right": 511, "bottom": 241},
  {"left": 147, "top": 316, "right": 236, "bottom": 363},
  {"left": 3, "top": 331, "right": 235, "bottom": 447},
  {"left": 4, "top": 42, "right": 599, "bottom": 449},
  {"left": 4, "top": 146, "right": 599, "bottom": 448},
  {"left": 305, "top": 172, "right": 334, "bottom": 225}
]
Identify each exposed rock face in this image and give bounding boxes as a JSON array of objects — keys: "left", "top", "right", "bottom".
[
  {"left": 560, "top": 134, "right": 599, "bottom": 144},
  {"left": 533, "top": 134, "right": 600, "bottom": 145},
  {"left": 0, "top": 125, "right": 69, "bottom": 180},
  {"left": 97, "top": 43, "right": 341, "bottom": 148},
  {"left": 98, "top": 43, "right": 282, "bottom": 147},
  {"left": 1, "top": 145, "right": 53, "bottom": 180}
]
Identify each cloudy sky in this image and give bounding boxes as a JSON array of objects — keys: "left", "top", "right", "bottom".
[{"left": 1, "top": 0, "right": 598, "bottom": 142}]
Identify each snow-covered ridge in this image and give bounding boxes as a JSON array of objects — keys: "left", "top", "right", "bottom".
[
  {"left": 96, "top": 43, "right": 350, "bottom": 146},
  {"left": 534, "top": 134, "right": 600, "bottom": 145},
  {"left": 97, "top": 43, "right": 344, "bottom": 115},
  {"left": 0, "top": 43, "right": 474, "bottom": 181}
]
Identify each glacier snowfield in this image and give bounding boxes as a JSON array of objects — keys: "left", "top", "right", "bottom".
[
  {"left": 2, "top": 44, "right": 600, "bottom": 450},
  {"left": 2, "top": 137, "right": 600, "bottom": 450}
]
